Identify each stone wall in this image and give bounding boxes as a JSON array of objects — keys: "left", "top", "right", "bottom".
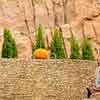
[{"left": 0, "top": 59, "right": 99, "bottom": 100}]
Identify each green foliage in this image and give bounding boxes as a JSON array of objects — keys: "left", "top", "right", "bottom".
[
  {"left": 70, "top": 33, "right": 80, "bottom": 59},
  {"left": 51, "top": 29, "right": 66, "bottom": 59},
  {"left": 35, "top": 24, "right": 45, "bottom": 49},
  {"left": 82, "top": 38, "right": 94, "bottom": 60},
  {"left": 2, "top": 29, "right": 18, "bottom": 58}
]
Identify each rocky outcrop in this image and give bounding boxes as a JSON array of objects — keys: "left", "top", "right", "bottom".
[{"left": 0, "top": 0, "right": 100, "bottom": 58}]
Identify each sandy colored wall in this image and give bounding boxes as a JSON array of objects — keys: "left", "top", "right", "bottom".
[{"left": 0, "top": 59, "right": 99, "bottom": 100}]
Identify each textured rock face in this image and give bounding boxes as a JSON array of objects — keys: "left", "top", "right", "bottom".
[{"left": 0, "top": 0, "right": 100, "bottom": 58}]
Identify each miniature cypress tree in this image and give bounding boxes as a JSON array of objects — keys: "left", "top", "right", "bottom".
[
  {"left": 2, "top": 29, "right": 17, "bottom": 58},
  {"left": 35, "top": 24, "right": 45, "bottom": 49},
  {"left": 51, "top": 29, "right": 66, "bottom": 59},
  {"left": 82, "top": 38, "right": 94, "bottom": 60},
  {"left": 70, "top": 33, "right": 80, "bottom": 59}
]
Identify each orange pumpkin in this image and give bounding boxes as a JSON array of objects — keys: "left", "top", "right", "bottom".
[{"left": 33, "top": 48, "right": 49, "bottom": 59}]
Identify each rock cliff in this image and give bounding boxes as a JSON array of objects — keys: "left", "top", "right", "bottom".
[{"left": 0, "top": 0, "right": 100, "bottom": 58}]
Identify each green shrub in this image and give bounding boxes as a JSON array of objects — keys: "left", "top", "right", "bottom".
[
  {"left": 2, "top": 29, "right": 18, "bottom": 58},
  {"left": 51, "top": 29, "right": 66, "bottom": 59},
  {"left": 35, "top": 24, "right": 45, "bottom": 49},
  {"left": 82, "top": 38, "right": 94, "bottom": 60},
  {"left": 70, "top": 33, "right": 80, "bottom": 59}
]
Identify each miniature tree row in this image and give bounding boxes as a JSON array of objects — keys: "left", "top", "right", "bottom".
[
  {"left": 33, "top": 25, "right": 94, "bottom": 60},
  {"left": 1, "top": 26, "right": 95, "bottom": 60},
  {"left": 33, "top": 25, "right": 66, "bottom": 59},
  {"left": 70, "top": 33, "right": 94, "bottom": 60}
]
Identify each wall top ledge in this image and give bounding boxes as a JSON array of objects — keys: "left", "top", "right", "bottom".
[{"left": 0, "top": 58, "right": 97, "bottom": 64}]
